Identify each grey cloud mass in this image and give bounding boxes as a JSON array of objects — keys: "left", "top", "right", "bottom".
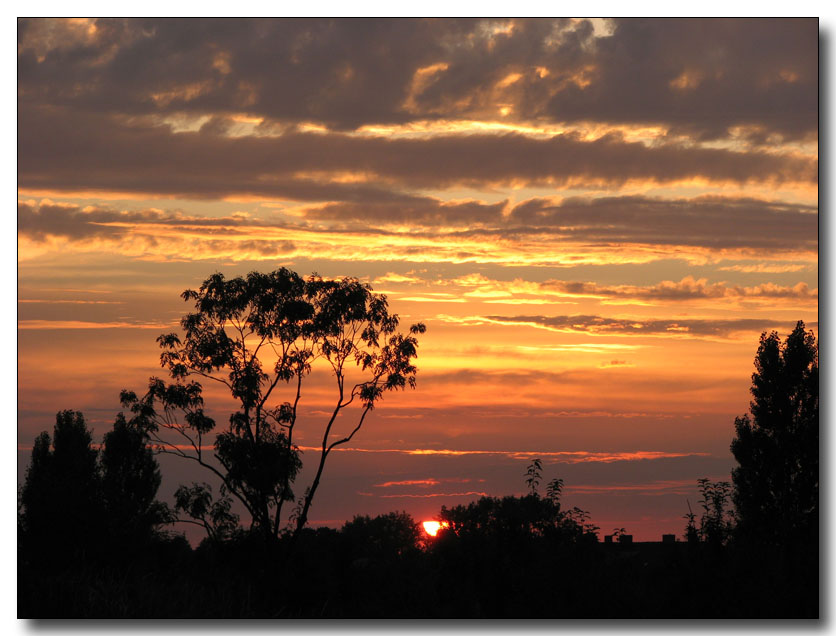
[
  {"left": 18, "top": 200, "right": 166, "bottom": 240},
  {"left": 302, "top": 195, "right": 816, "bottom": 253},
  {"left": 18, "top": 193, "right": 817, "bottom": 258},
  {"left": 508, "top": 195, "right": 817, "bottom": 251},
  {"left": 18, "top": 107, "right": 815, "bottom": 200},
  {"left": 18, "top": 18, "right": 817, "bottom": 138},
  {"left": 16, "top": 19, "right": 818, "bottom": 262},
  {"left": 539, "top": 278, "right": 816, "bottom": 302}
]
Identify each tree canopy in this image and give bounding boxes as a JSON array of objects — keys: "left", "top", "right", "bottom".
[
  {"left": 120, "top": 268, "right": 425, "bottom": 542},
  {"left": 437, "top": 459, "right": 598, "bottom": 544}
]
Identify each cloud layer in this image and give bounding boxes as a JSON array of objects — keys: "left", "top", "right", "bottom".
[
  {"left": 18, "top": 195, "right": 817, "bottom": 266},
  {"left": 19, "top": 18, "right": 817, "bottom": 138},
  {"left": 18, "top": 110, "right": 816, "bottom": 200},
  {"left": 437, "top": 313, "right": 808, "bottom": 338}
]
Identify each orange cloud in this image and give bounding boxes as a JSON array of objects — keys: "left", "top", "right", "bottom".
[
  {"left": 17, "top": 319, "right": 176, "bottom": 330},
  {"left": 374, "top": 479, "right": 441, "bottom": 487},
  {"left": 376, "top": 491, "right": 489, "bottom": 499},
  {"left": 295, "top": 446, "right": 711, "bottom": 463}
]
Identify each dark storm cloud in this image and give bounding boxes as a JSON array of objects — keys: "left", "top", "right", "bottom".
[
  {"left": 474, "top": 314, "right": 804, "bottom": 338},
  {"left": 18, "top": 107, "right": 815, "bottom": 200},
  {"left": 508, "top": 195, "right": 817, "bottom": 251},
  {"left": 18, "top": 18, "right": 817, "bottom": 138}
]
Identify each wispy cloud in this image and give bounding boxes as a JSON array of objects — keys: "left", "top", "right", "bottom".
[
  {"left": 718, "top": 263, "right": 813, "bottom": 273},
  {"left": 376, "top": 491, "right": 489, "bottom": 499},
  {"left": 599, "top": 360, "right": 635, "bottom": 369},
  {"left": 436, "top": 313, "right": 803, "bottom": 339},
  {"left": 298, "top": 446, "right": 711, "bottom": 463},
  {"left": 431, "top": 272, "right": 817, "bottom": 307},
  {"left": 564, "top": 479, "right": 704, "bottom": 496},
  {"left": 374, "top": 479, "right": 440, "bottom": 488},
  {"left": 18, "top": 299, "right": 125, "bottom": 305},
  {"left": 373, "top": 477, "right": 482, "bottom": 488},
  {"left": 17, "top": 319, "right": 175, "bottom": 330}
]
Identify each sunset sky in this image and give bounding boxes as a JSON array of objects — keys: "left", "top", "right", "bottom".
[{"left": 17, "top": 18, "right": 818, "bottom": 541}]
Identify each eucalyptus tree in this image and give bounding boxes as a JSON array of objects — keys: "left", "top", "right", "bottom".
[{"left": 121, "top": 268, "right": 425, "bottom": 542}]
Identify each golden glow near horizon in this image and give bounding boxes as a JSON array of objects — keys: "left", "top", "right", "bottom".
[{"left": 17, "top": 18, "right": 818, "bottom": 541}]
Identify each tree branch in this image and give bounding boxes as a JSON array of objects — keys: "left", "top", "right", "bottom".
[{"left": 327, "top": 403, "right": 373, "bottom": 453}]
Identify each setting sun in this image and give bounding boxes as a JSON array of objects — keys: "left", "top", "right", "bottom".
[{"left": 422, "top": 521, "right": 449, "bottom": 537}]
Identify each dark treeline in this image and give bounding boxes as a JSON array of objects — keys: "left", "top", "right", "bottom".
[
  {"left": 17, "top": 270, "right": 818, "bottom": 618},
  {"left": 17, "top": 450, "right": 818, "bottom": 618}
]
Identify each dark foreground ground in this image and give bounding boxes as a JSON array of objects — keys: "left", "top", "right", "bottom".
[{"left": 18, "top": 528, "right": 818, "bottom": 619}]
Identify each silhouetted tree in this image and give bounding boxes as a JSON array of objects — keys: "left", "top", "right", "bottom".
[
  {"left": 21, "top": 410, "right": 173, "bottom": 565},
  {"left": 121, "top": 269, "right": 425, "bottom": 542},
  {"left": 342, "top": 511, "right": 421, "bottom": 560},
  {"left": 730, "top": 321, "right": 818, "bottom": 546},
  {"left": 438, "top": 460, "right": 596, "bottom": 543},
  {"left": 173, "top": 482, "right": 240, "bottom": 543},
  {"left": 100, "top": 413, "right": 172, "bottom": 544},
  {"left": 20, "top": 410, "right": 103, "bottom": 561}
]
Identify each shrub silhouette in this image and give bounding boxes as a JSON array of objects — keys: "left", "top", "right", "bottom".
[{"left": 695, "top": 478, "right": 734, "bottom": 546}]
